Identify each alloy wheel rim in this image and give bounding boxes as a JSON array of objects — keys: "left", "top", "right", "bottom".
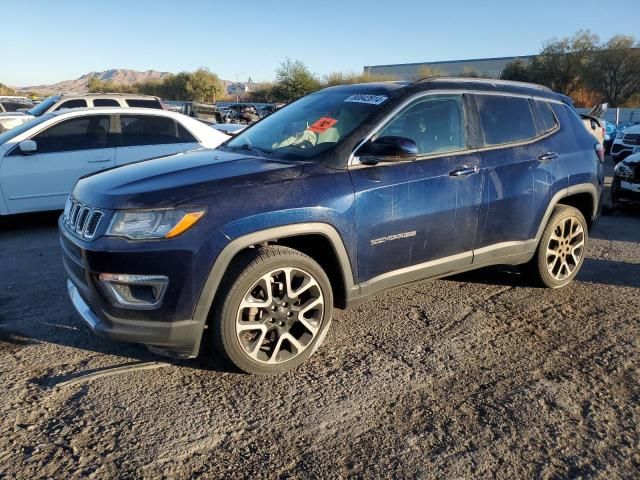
[
  {"left": 235, "top": 267, "right": 324, "bottom": 364},
  {"left": 546, "top": 216, "right": 585, "bottom": 281}
]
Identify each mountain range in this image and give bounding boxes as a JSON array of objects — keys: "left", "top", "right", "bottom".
[{"left": 16, "top": 69, "right": 174, "bottom": 95}]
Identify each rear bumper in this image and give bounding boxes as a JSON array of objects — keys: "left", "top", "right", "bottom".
[{"left": 67, "top": 279, "right": 202, "bottom": 358}]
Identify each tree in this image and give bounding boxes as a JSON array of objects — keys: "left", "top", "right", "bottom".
[
  {"left": 323, "top": 71, "right": 397, "bottom": 87},
  {"left": 459, "top": 67, "right": 481, "bottom": 78},
  {"left": 0, "top": 83, "right": 16, "bottom": 95},
  {"left": 500, "top": 59, "right": 532, "bottom": 82},
  {"left": 583, "top": 35, "right": 640, "bottom": 107},
  {"left": 185, "top": 68, "right": 225, "bottom": 103},
  {"left": 528, "top": 30, "right": 599, "bottom": 95},
  {"left": 87, "top": 76, "right": 137, "bottom": 94},
  {"left": 272, "top": 59, "right": 321, "bottom": 102},
  {"left": 248, "top": 82, "right": 277, "bottom": 103}
]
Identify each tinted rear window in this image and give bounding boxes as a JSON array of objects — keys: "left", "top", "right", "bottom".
[
  {"left": 121, "top": 115, "right": 179, "bottom": 146},
  {"left": 54, "top": 99, "right": 88, "bottom": 111},
  {"left": 476, "top": 95, "right": 537, "bottom": 146},
  {"left": 125, "top": 99, "right": 162, "bottom": 109},
  {"left": 93, "top": 99, "right": 120, "bottom": 107}
]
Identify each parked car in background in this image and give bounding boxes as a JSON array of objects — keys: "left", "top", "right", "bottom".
[
  {"left": 0, "top": 107, "right": 228, "bottom": 215},
  {"left": 60, "top": 78, "right": 603, "bottom": 374},
  {"left": 611, "top": 123, "right": 640, "bottom": 163},
  {"left": 603, "top": 120, "right": 617, "bottom": 154},
  {"left": 0, "top": 93, "right": 165, "bottom": 133},
  {"left": 180, "top": 102, "right": 246, "bottom": 135},
  {"left": 611, "top": 152, "right": 640, "bottom": 207},
  {"left": 0, "top": 96, "right": 34, "bottom": 113},
  {"left": 580, "top": 114, "right": 605, "bottom": 145}
]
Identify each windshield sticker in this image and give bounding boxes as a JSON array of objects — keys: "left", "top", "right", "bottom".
[
  {"left": 308, "top": 117, "right": 338, "bottom": 133},
  {"left": 344, "top": 94, "right": 388, "bottom": 105}
]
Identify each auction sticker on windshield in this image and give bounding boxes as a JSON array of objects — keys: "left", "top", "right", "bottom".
[
  {"left": 344, "top": 94, "right": 388, "bottom": 105},
  {"left": 308, "top": 117, "right": 338, "bottom": 133}
]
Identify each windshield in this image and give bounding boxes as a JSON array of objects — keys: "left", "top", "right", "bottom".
[
  {"left": 225, "top": 91, "right": 389, "bottom": 159},
  {"left": 26, "top": 96, "right": 60, "bottom": 116},
  {"left": 0, "top": 113, "right": 55, "bottom": 145}
]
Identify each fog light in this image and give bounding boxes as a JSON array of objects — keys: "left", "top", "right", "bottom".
[{"left": 97, "top": 273, "right": 169, "bottom": 309}]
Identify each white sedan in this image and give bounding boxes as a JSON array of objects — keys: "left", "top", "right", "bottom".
[{"left": 0, "top": 107, "right": 229, "bottom": 215}]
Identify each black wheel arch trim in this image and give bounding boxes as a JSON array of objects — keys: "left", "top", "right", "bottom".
[
  {"left": 189, "top": 223, "right": 357, "bottom": 356},
  {"left": 535, "top": 183, "right": 599, "bottom": 241}
]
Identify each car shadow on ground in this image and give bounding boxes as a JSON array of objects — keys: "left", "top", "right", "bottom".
[{"left": 447, "top": 256, "right": 640, "bottom": 290}]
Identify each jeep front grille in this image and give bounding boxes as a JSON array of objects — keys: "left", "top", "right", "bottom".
[{"left": 63, "top": 197, "right": 104, "bottom": 239}]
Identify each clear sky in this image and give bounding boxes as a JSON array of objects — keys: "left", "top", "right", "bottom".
[{"left": 3, "top": 0, "right": 637, "bottom": 87}]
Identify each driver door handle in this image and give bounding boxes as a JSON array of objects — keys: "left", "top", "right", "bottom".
[
  {"left": 538, "top": 152, "right": 559, "bottom": 162},
  {"left": 449, "top": 165, "right": 479, "bottom": 177},
  {"left": 88, "top": 157, "right": 112, "bottom": 163}
]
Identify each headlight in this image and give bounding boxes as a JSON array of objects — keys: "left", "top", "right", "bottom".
[
  {"left": 106, "top": 208, "right": 206, "bottom": 240},
  {"left": 614, "top": 162, "right": 634, "bottom": 179}
]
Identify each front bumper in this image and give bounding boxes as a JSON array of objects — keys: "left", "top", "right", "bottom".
[
  {"left": 67, "top": 279, "right": 201, "bottom": 357},
  {"left": 60, "top": 214, "right": 229, "bottom": 358},
  {"left": 611, "top": 177, "right": 640, "bottom": 205}
]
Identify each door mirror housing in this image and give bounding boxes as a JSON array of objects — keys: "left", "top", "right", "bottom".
[
  {"left": 18, "top": 140, "right": 37, "bottom": 154},
  {"left": 356, "top": 136, "right": 418, "bottom": 164}
]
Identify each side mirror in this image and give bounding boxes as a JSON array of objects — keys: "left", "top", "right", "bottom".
[
  {"left": 356, "top": 136, "right": 418, "bottom": 164},
  {"left": 18, "top": 140, "right": 37, "bottom": 154}
]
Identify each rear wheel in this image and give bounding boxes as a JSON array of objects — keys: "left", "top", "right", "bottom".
[
  {"left": 526, "top": 205, "right": 588, "bottom": 288},
  {"left": 211, "top": 246, "right": 333, "bottom": 374}
]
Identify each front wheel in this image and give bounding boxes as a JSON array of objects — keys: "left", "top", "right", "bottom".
[
  {"left": 211, "top": 246, "right": 333, "bottom": 374},
  {"left": 526, "top": 205, "right": 588, "bottom": 288}
]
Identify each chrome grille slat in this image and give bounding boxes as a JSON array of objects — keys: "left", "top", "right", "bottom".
[{"left": 63, "top": 197, "right": 104, "bottom": 239}]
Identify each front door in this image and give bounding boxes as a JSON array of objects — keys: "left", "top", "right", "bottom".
[
  {"left": 0, "top": 114, "right": 115, "bottom": 213},
  {"left": 349, "top": 94, "right": 482, "bottom": 285}
]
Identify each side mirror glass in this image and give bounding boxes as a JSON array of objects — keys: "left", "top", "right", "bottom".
[
  {"left": 19, "top": 140, "right": 37, "bottom": 154},
  {"left": 356, "top": 136, "right": 418, "bottom": 165}
]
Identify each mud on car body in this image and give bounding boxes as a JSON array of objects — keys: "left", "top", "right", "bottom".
[{"left": 60, "top": 78, "right": 603, "bottom": 374}]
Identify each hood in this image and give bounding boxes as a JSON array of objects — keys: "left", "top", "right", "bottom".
[
  {"left": 621, "top": 124, "right": 640, "bottom": 135},
  {"left": 622, "top": 152, "right": 640, "bottom": 165},
  {"left": 73, "top": 148, "right": 305, "bottom": 209}
]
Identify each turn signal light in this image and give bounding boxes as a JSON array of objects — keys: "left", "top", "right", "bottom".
[{"left": 165, "top": 211, "right": 205, "bottom": 238}]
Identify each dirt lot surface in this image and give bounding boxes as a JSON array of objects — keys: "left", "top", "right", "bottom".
[{"left": 1, "top": 170, "right": 639, "bottom": 479}]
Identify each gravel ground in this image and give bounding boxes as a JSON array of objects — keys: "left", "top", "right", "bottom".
[{"left": 1, "top": 166, "right": 639, "bottom": 479}]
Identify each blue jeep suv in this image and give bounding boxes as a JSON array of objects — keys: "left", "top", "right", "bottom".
[{"left": 60, "top": 78, "right": 603, "bottom": 374}]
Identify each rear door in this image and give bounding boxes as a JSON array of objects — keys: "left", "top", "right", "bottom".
[
  {"left": 115, "top": 114, "right": 200, "bottom": 166},
  {"left": 473, "top": 94, "right": 541, "bottom": 250},
  {"left": 0, "top": 114, "right": 115, "bottom": 213},
  {"left": 349, "top": 93, "right": 482, "bottom": 283}
]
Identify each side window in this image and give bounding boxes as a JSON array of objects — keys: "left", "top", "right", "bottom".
[
  {"left": 377, "top": 95, "right": 466, "bottom": 156},
  {"left": 125, "top": 99, "right": 163, "bottom": 109},
  {"left": 93, "top": 99, "right": 120, "bottom": 107},
  {"left": 536, "top": 101, "right": 559, "bottom": 132},
  {"left": 32, "top": 115, "right": 110, "bottom": 153},
  {"left": 54, "top": 99, "right": 88, "bottom": 111},
  {"left": 177, "top": 123, "right": 197, "bottom": 143},
  {"left": 120, "top": 115, "right": 178, "bottom": 146},
  {"left": 476, "top": 95, "right": 537, "bottom": 146}
]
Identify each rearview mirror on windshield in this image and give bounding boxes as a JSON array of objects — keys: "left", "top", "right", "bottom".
[{"left": 356, "top": 136, "right": 418, "bottom": 165}]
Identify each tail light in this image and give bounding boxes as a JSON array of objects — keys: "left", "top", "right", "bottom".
[{"left": 595, "top": 143, "right": 605, "bottom": 163}]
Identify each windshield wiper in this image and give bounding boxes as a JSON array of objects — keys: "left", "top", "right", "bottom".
[{"left": 228, "top": 143, "right": 272, "bottom": 157}]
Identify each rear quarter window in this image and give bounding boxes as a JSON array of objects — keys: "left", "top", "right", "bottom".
[
  {"left": 125, "top": 99, "right": 163, "bottom": 109},
  {"left": 535, "top": 101, "right": 559, "bottom": 133},
  {"left": 476, "top": 95, "right": 537, "bottom": 146}
]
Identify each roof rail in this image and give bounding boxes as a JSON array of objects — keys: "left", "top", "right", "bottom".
[{"left": 415, "top": 76, "right": 553, "bottom": 92}]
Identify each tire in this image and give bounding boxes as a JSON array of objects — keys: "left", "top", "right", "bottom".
[
  {"left": 211, "top": 245, "right": 333, "bottom": 375},
  {"left": 525, "top": 205, "right": 588, "bottom": 288}
]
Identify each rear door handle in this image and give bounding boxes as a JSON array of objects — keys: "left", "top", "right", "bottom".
[
  {"left": 88, "top": 157, "right": 112, "bottom": 163},
  {"left": 538, "top": 152, "right": 558, "bottom": 162},
  {"left": 449, "top": 165, "right": 479, "bottom": 177}
]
